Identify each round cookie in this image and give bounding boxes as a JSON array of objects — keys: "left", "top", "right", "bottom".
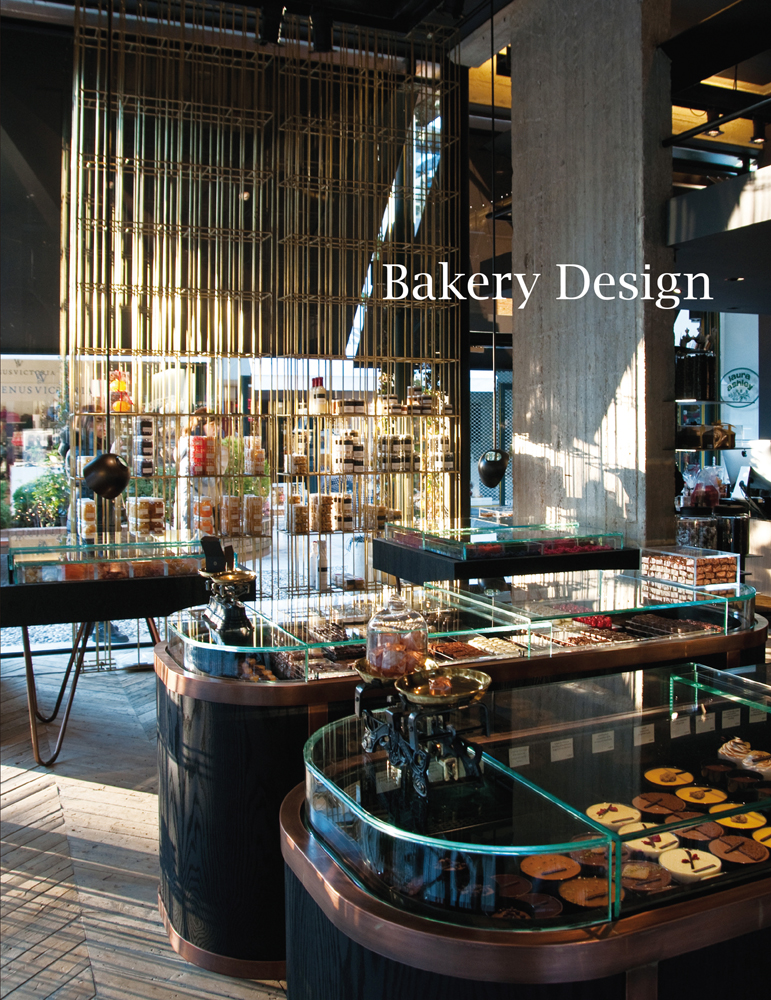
[{"left": 644, "top": 766, "right": 694, "bottom": 788}]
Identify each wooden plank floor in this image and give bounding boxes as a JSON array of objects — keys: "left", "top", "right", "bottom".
[{"left": 1, "top": 650, "right": 287, "bottom": 1000}]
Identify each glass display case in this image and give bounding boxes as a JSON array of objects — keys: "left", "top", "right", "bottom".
[
  {"left": 164, "top": 572, "right": 758, "bottom": 683},
  {"left": 384, "top": 521, "right": 624, "bottom": 561},
  {"left": 304, "top": 664, "right": 771, "bottom": 931},
  {"left": 7, "top": 539, "right": 204, "bottom": 584}
]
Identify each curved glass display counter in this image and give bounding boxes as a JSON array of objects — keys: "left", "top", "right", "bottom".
[
  {"left": 303, "top": 664, "right": 771, "bottom": 933},
  {"left": 165, "top": 572, "right": 757, "bottom": 683}
]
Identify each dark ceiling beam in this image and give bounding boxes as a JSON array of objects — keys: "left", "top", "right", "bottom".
[
  {"left": 675, "top": 82, "right": 771, "bottom": 123},
  {"left": 250, "top": 0, "right": 451, "bottom": 34},
  {"left": 661, "top": 0, "right": 771, "bottom": 96}
]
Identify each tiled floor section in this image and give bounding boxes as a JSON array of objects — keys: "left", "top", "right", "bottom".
[{"left": 1, "top": 651, "right": 286, "bottom": 1000}]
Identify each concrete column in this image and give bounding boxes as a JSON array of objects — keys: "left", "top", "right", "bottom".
[{"left": 508, "top": 0, "right": 674, "bottom": 545}]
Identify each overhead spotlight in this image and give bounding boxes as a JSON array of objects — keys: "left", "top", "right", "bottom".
[
  {"left": 258, "top": 3, "right": 284, "bottom": 45},
  {"left": 751, "top": 118, "right": 766, "bottom": 144},
  {"left": 310, "top": 9, "right": 333, "bottom": 53},
  {"left": 705, "top": 110, "right": 724, "bottom": 137}
]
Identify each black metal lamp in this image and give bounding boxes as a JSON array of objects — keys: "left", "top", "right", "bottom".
[{"left": 477, "top": 0, "right": 509, "bottom": 491}]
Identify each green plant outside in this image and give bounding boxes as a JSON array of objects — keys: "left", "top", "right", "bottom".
[{"left": 12, "top": 469, "right": 70, "bottom": 527}]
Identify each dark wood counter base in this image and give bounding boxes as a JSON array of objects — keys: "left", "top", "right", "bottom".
[
  {"left": 158, "top": 892, "right": 285, "bottom": 981},
  {"left": 280, "top": 785, "right": 771, "bottom": 1000}
]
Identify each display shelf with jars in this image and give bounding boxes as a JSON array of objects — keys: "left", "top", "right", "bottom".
[{"left": 61, "top": 7, "right": 463, "bottom": 608}]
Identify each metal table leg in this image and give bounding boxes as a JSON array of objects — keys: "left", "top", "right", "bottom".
[{"left": 22, "top": 622, "right": 94, "bottom": 767}]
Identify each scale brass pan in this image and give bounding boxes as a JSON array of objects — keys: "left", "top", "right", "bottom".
[{"left": 395, "top": 666, "right": 491, "bottom": 708}]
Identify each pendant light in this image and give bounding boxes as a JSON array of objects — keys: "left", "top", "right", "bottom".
[
  {"left": 477, "top": 0, "right": 510, "bottom": 490},
  {"left": 84, "top": 0, "right": 130, "bottom": 500}
]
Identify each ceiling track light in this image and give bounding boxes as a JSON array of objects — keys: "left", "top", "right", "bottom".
[
  {"left": 310, "top": 9, "right": 333, "bottom": 53},
  {"left": 751, "top": 118, "right": 766, "bottom": 145},
  {"left": 705, "top": 110, "right": 724, "bottom": 137},
  {"left": 258, "top": 3, "right": 284, "bottom": 46}
]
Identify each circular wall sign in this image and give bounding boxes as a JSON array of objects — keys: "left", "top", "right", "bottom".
[{"left": 720, "top": 368, "right": 759, "bottom": 407}]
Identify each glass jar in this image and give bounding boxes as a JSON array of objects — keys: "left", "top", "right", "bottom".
[
  {"left": 366, "top": 592, "right": 428, "bottom": 679},
  {"left": 675, "top": 513, "right": 718, "bottom": 549}
]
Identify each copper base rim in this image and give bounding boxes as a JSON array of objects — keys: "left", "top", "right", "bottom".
[{"left": 158, "top": 892, "right": 286, "bottom": 981}]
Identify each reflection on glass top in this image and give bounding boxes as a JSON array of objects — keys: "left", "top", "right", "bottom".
[
  {"left": 434, "top": 571, "right": 752, "bottom": 624},
  {"left": 384, "top": 521, "right": 625, "bottom": 561}
]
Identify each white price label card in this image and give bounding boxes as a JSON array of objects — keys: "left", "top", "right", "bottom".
[
  {"left": 670, "top": 716, "right": 691, "bottom": 739},
  {"left": 376, "top": 772, "right": 400, "bottom": 794},
  {"left": 749, "top": 708, "right": 767, "bottom": 724},
  {"left": 721, "top": 708, "right": 741, "bottom": 729},
  {"left": 551, "top": 738, "right": 574, "bottom": 763},
  {"left": 427, "top": 760, "right": 445, "bottom": 783},
  {"left": 508, "top": 746, "right": 530, "bottom": 768},
  {"left": 634, "top": 723, "right": 655, "bottom": 746},
  {"left": 592, "top": 731, "right": 615, "bottom": 754},
  {"left": 694, "top": 713, "right": 716, "bottom": 733}
]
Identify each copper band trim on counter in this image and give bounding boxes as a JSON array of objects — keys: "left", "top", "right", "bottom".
[
  {"left": 154, "top": 616, "right": 768, "bottom": 708},
  {"left": 158, "top": 892, "right": 286, "bottom": 981},
  {"left": 154, "top": 643, "right": 359, "bottom": 706},
  {"left": 279, "top": 783, "right": 771, "bottom": 985}
]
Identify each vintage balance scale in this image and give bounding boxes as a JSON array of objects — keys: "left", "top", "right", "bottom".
[{"left": 354, "top": 589, "right": 492, "bottom": 799}]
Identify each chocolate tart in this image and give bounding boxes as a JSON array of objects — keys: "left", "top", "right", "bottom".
[
  {"left": 585, "top": 802, "right": 641, "bottom": 829},
  {"left": 492, "top": 894, "right": 563, "bottom": 921},
  {"left": 618, "top": 822, "right": 680, "bottom": 860},
  {"left": 558, "top": 877, "right": 624, "bottom": 910},
  {"left": 519, "top": 853, "right": 581, "bottom": 887},
  {"left": 568, "top": 840, "right": 630, "bottom": 875},
  {"left": 664, "top": 812, "right": 723, "bottom": 846},
  {"left": 659, "top": 847, "right": 722, "bottom": 883},
  {"left": 493, "top": 874, "right": 532, "bottom": 898},
  {"left": 632, "top": 792, "right": 683, "bottom": 817},
  {"left": 675, "top": 785, "right": 727, "bottom": 809},
  {"left": 644, "top": 766, "right": 693, "bottom": 788},
  {"left": 708, "top": 804, "right": 767, "bottom": 830},
  {"left": 708, "top": 834, "right": 770, "bottom": 867},
  {"left": 620, "top": 861, "right": 672, "bottom": 895},
  {"left": 700, "top": 760, "right": 734, "bottom": 788},
  {"left": 726, "top": 769, "right": 762, "bottom": 800}
]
